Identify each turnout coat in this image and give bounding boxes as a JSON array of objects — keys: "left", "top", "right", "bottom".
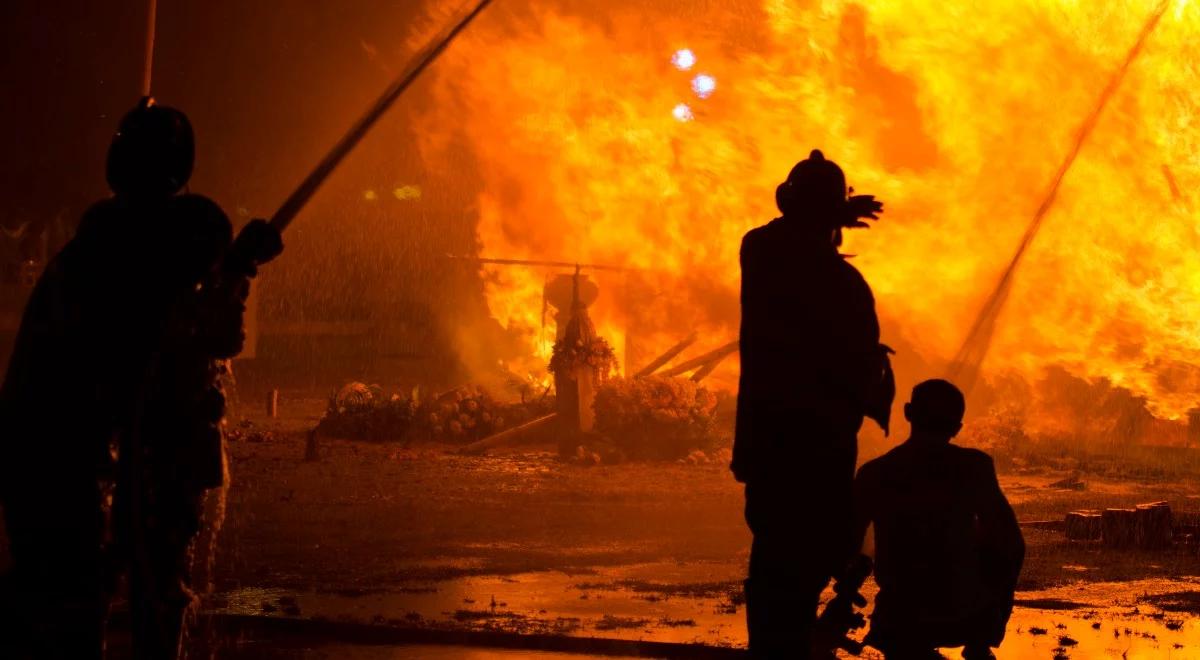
[{"left": 732, "top": 217, "right": 884, "bottom": 486}]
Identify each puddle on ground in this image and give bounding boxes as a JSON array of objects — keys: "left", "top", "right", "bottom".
[{"left": 212, "top": 564, "right": 1200, "bottom": 658}]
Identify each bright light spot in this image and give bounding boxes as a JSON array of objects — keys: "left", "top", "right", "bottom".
[
  {"left": 393, "top": 185, "right": 422, "bottom": 201},
  {"left": 691, "top": 74, "right": 716, "bottom": 99},
  {"left": 363, "top": 189, "right": 377, "bottom": 201},
  {"left": 672, "top": 103, "right": 694, "bottom": 122},
  {"left": 671, "top": 48, "right": 696, "bottom": 71}
]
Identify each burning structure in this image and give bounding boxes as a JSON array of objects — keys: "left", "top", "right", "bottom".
[{"left": 395, "top": 0, "right": 1200, "bottom": 445}]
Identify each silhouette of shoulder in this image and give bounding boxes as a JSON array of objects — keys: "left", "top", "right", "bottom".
[
  {"left": 740, "top": 219, "right": 873, "bottom": 292},
  {"left": 168, "top": 194, "right": 233, "bottom": 248},
  {"left": 739, "top": 220, "right": 774, "bottom": 252},
  {"left": 929, "top": 444, "right": 997, "bottom": 483},
  {"left": 856, "top": 443, "right": 999, "bottom": 504},
  {"left": 69, "top": 194, "right": 233, "bottom": 294},
  {"left": 864, "top": 441, "right": 993, "bottom": 472},
  {"left": 75, "top": 194, "right": 230, "bottom": 243},
  {"left": 952, "top": 445, "right": 996, "bottom": 471}
]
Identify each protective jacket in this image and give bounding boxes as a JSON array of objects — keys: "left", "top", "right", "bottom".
[{"left": 732, "top": 217, "right": 883, "bottom": 484}]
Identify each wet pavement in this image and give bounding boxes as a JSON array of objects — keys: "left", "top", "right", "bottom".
[
  {"left": 218, "top": 642, "right": 608, "bottom": 659},
  {"left": 209, "top": 562, "right": 1200, "bottom": 658}
]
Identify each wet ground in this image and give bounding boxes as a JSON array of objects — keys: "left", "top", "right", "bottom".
[
  {"left": 218, "top": 642, "right": 610, "bottom": 659},
  {"left": 188, "top": 396, "right": 1200, "bottom": 657},
  {"left": 207, "top": 562, "right": 1200, "bottom": 658}
]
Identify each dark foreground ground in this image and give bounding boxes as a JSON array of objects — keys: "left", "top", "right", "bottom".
[{"left": 5, "top": 394, "right": 1200, "bottom": 658}]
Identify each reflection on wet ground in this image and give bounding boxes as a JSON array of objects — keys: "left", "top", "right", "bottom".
[
  {"left": 210, "top": 562, "right": 1200, "bottom": 658},
  {"left": 215, "top": 562, "right": 743, "bottom": 646},
  {"left": 218, "top": 642, "right": 606, "bottom": 659}
]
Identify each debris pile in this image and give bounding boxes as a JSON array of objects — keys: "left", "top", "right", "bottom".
[
  {"left": 590, "top": 375, "right": 725, "bottom": 460},
  {"left": 315, "top": 382, "right": 553, "bottom": 443}
]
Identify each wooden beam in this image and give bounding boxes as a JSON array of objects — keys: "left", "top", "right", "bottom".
[
  {"left": 660, "top": 341, "right": 738, "bottom": 378},
  {"left": 459, "top": 414, "right": 558, "bottom": 455},
  {"left": 632, "top": 332, "right": 698, "bottom": 378},
  {"left": 691, "top": 347, "right": 736, "bottom": 383}
]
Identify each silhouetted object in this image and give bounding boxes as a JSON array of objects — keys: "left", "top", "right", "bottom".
[
  {"left": 847, "top": 380, "right": 1025, "bottom": 659},
  {"left": 543, "top": 271, "right": 599, "bottom": 341},
  {"left": 305, "top": 429, "right": 321, "bottom": 462},
  {"left": 552, "top": 268, "right": 601, "bottom": 452},
  {"left": 1064, "top": 510, "right": 1103, "bottom": 541},
  {"left": 0, "top": 97, "right": 282, "bottom": 659},
  {"left": 733, "top": 150, "right": 891, "bottom": 657}
]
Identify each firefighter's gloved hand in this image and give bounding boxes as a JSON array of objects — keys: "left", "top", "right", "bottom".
[
  {"left": 829, "top": 553, "right": 873, "bottom": 613},
  {"left": 233, "top": 218, "right": 284, "bottom": 266},
  {"left": 819, "top": 592, "right": 867, "bottom": 630},
  {"left": 844, "top": 193, "right": 883, "bottom": 228}
]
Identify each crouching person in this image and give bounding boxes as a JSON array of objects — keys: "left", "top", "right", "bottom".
[{"left": 846, "top": 379, "right": 1024, "bottom": 659}]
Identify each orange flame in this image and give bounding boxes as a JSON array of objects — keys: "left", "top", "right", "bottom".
[{"left": 413, "top": 0, "right": 1200, "bottom": 418}]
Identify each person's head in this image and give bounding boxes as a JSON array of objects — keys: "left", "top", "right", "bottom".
[
  {"left": 775, "top": 149, "right": 847, "bottom": 235},
  {"left": 904, "top": 379, "right": 966, "bottom": 442},
  {"left": 106, "top": 97, "right": 194, "bottom": 199}
]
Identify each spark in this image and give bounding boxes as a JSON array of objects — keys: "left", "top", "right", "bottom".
[
  {"left": 672, "top": 103, "right": 694, "bottom": 122},
  {"left": 671, "top": 48, "right": 696, "bottom": 71},
  {"left": 691, "top": 74, "right": 716, "bottom": 99},
  {"left": 363, "top": 189, "right": 378, "bottom": 201},
  {"left": 393, "top": 185, "right": 422, "bottom": 200}
]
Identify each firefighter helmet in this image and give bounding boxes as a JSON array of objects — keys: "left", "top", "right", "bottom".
[
  {"left": 105, "top": 97, "right": 194, "bottom": 197},
  {"left": 775, "top": 149, "right": 848, "bottom": 219}
]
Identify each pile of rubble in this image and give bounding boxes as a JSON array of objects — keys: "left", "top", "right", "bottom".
[{"left": 315, "top": 382, "right": 553, "bottom": 444}]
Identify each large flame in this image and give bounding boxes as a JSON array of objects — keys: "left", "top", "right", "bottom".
[{"left": 413, "top": 0, "right": 1200, "bottom": 419}]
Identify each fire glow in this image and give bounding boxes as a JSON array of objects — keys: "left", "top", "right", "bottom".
[{"left": 414, "top": 0, "right": 1200, "bottom": 420}]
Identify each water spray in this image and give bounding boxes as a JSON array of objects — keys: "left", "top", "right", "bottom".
[
  {"left": 947, "top": 0, "right": 1170, "bottom": 394},
  {"left": 142, "top": 0, "right": 157, "bottom": 97}
]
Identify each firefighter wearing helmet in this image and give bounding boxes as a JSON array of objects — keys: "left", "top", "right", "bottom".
[
  {"left": 0, "top": 98, "right": 282, "bottom": 659},
  {"left": 734, "top": 150, "right": 893, "bottom": 657}
]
